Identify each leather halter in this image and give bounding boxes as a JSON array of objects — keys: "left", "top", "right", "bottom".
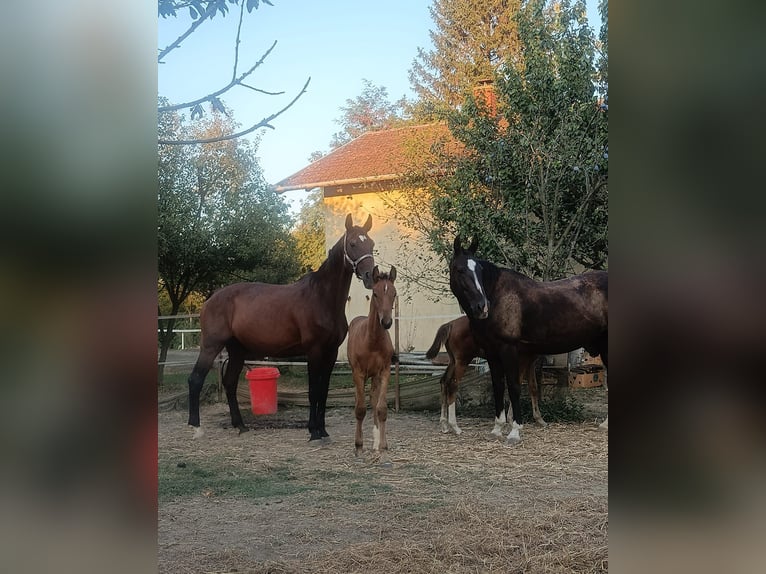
[{"left": 343, "top": 232, "right": 373, "bottom": 278}]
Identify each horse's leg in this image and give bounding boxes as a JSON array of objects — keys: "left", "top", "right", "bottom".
[
  {"left": 446, "top": 359, "right": 465, "bottom": 435},
  {"left": 597, "top": 335, "right": 608, "bottom": 430},
  {"left": 307, "top": 349, "right": 337, "bottom": 441},
  {"left": 504, "top": 347, "right": 523, "bottom": 445},
  {"left": 487, "top": 357, "right": 507, "bottom": 437},
  {"left": 439, "top": 361, "right": 455, "bottom": 433},
  {"left": 222, "top": 344, "right": 248, "bottom": 434},
  {"left": 523, "top": 355, "right": 547, "bottom": 427},
  {"left": 374, "top": 369, "right": 390, "bottom": 456},
  {"left": 353, "top": 370, "right": 366, "bottom": 456},
  {"left": 187, "top": 342, "right": 224, "bottom": 438},
  {"left": 317, "top": 349, "right": 338, "bottom": 439}
]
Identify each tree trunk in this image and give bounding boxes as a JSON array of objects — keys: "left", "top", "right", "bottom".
[{"left": 158, "top": 310, "right": 179, "bottom": 386}]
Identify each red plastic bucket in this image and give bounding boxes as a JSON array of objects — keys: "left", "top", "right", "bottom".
[{"left": 246, "top": 367, "right": 280, "bottom": 415}]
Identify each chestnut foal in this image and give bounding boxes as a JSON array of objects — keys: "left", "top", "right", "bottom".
[{"left": 347, "top": 266, "right": 397, "bottom": 461}]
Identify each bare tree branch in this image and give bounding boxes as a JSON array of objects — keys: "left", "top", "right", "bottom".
[
  {"left": 158, "top": 13, "right": 208, "bottom": 63},
  {"left": 231, "top": 0, "right": 246, "bottom": 82},
  {"left": 158, "top": 77, "right": 311, "bottom": 145},
  {"left": 241, "top": 83, "right": 285, "bottom": 96},
  {"left": 158, "top": 40, "right": 279, "bottom": 114}
]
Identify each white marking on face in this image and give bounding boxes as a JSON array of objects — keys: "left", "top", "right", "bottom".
[
  {"left": 384, "top": 283, "right": 388, "bottom": 293},
  {"left": 359, "top": 235, "right": 366, "bottom": 242},
  {"left": 466, "top": 259, "right": 486, "bottom": 298}
]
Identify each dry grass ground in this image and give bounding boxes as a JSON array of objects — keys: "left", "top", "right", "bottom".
[{"left": 158, "top": 390, "right": 608, "bottom": 574}]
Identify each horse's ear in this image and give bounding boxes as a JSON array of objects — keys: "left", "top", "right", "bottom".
[
  {"left": 389, "top": 266, "right": 396, "bottom": 282},
  {"left": 362, "top": 214, "right": 372, "bottom": 232},
  {"left": 453, "top": 235, "right": 462, "bottom": 255},
  {"left": 372, "top": 265, "right": 380, "bottom": 282},
  {"left": 345, "top": 213, "right": 353, "bottom": 231},
  {"left": 468, "top": 236, "right": 478, "bottom": 254}
]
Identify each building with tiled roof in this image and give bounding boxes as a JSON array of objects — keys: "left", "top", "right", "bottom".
[
  {"left": 274, "top": 123, "right": 464, "bottom": 359},
  {"left": 274, "top": 123, "right": 455, "bottom": 193}
]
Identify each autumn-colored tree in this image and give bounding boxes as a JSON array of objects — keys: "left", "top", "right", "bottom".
[{"left": 409, "top": 0, "right": 522, "bottom": 113}]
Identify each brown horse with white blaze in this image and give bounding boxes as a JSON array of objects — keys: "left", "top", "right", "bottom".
[
  {"left": 425, "top": 315, "right": 546, "bottom": 435},
  {"left": 187, "top": 214, "right": 376, "bottom": 441},
  {"left": 347, "top": 266, "right": 397, "bottom": 462}
]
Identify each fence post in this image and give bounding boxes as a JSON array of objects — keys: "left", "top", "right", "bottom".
[{"left": 394, "top": 296, "right": 400, "bottom": 412}]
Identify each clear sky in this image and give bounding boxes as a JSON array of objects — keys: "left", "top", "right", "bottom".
[{"left": 158, "top": 0, "right": 604, "bottom": 212}]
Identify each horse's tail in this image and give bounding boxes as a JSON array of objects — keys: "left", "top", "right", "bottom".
[{"left": 425, "top": 321, "right": 452, "bottom": 360}]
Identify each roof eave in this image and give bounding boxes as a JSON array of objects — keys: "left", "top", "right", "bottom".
[{"left": 273, "top": 173, "right": 400, "bottom": 193}]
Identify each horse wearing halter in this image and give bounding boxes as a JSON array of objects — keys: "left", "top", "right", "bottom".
[{"left": 343, "top": 231, "right": 374, "bottom": 279}]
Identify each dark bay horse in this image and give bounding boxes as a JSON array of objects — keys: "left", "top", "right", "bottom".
[
  {"left": 187, "top": 214, "right": 376, "bottom": 441},
  {"left": 425, "top": 315, "right": 546, "bottom": 435},
  {"left": 347, "top": 266, "right": 397, "bottom": 462},
  {"left": 449, "top": 236, "right": 608, "bottom": 444}
]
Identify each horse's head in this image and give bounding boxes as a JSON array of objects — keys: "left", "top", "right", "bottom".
[
  {"left": 371, "top": 265, "right": 397, "bottom": 330},
  {"left": 344, "top": 213, "right": 376, "bottom": 288},
  {"left": 449, "top": 235, "right": 489, "bottom": 320}
]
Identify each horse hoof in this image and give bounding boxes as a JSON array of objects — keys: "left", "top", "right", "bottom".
[
  {"left": 453, "top": 427, "right": 462, "bottom": 435},
  {"left": 505, "top": 436, "right": 521, "bottom": 446},
  {"left": 536, "top": 420, "right": 548, "bottom": 428},
  {"left": 320, "top": 436, "right": 332, "bottom": 446},
  {"left": 190, "top": 425, "right": 205, "bottom": 439},
  {"left": 237, "top": 425, "right": 250, "bottom": 435}
]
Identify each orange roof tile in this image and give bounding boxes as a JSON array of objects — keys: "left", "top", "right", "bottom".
[{"left": 273, "top": 123, "right": 456, "bottom": 192}]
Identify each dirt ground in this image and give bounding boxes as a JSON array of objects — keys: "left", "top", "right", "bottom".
[{"left": 158, "top": 391, "right": 608, "bottom": 574}]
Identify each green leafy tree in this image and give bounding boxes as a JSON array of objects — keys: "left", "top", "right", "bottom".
[
  {"left": 292, "top": 189, "right": 326, "bottom": 272},
  {"left": 388, "top": 0, "right": 606, "bottom": 296},
  {"left": 409, "top": 0, "right": 523, "bottom": 113},
  {"left": 158, "top": 100, "right": 301, "bottom": 382},
  {"left": 328, "top": 79, "right": 411, "bottom": 150},
  {"left": 433, "top": 0, "right": 607, "bottom": 281}
]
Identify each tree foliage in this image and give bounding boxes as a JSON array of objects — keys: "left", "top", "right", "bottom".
[
  {"left": 433, "top": 0, "right": 607, "bottom": 281},
  {"left": 291, "top": 189, "right": 326, "bottom": 272},
  {"left": 159, "top": 101, "right": 301, "bottom": 301},
  {"left": 409, "top": 0, "right": 523, "bottom": 113},
  {"left": 328, "top": 79, "right": 411, "bottom": 150},
  {"left": 391, "top": 0, "right": 607, "bottom": 293}
]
